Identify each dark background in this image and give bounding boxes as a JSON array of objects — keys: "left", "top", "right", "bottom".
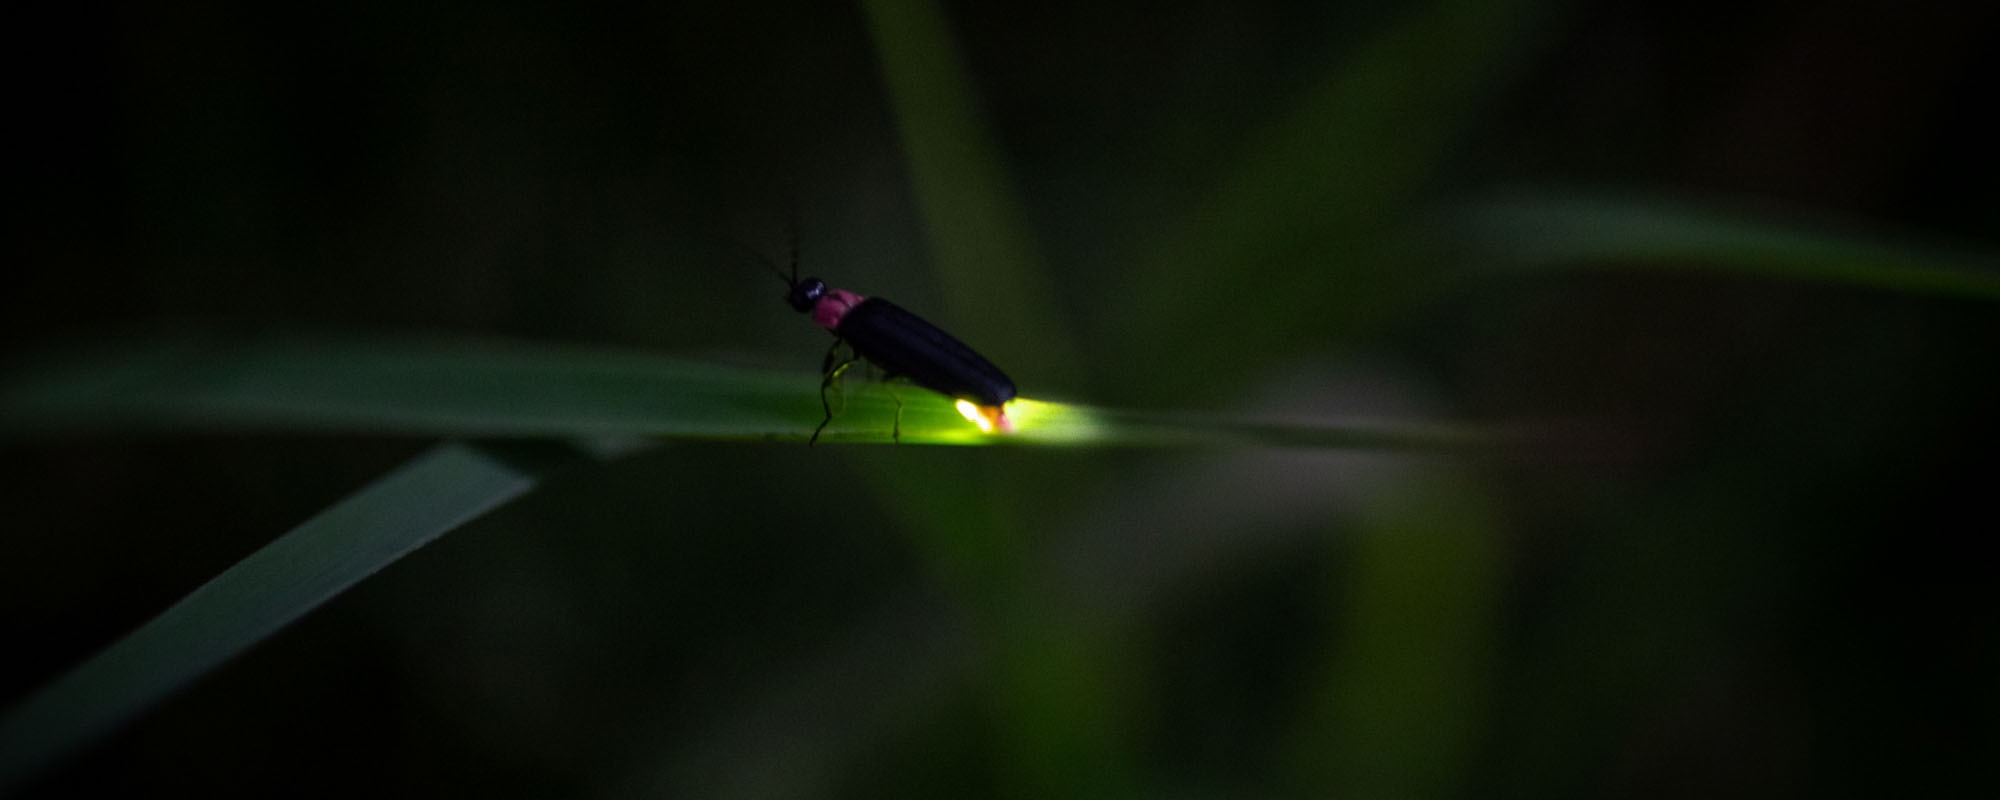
[{"left": 4, "top": 0, "right": 1996, "bottom": 797}]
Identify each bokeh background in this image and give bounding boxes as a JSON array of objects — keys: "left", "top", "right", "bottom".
[{"left": 4, "top": 0, "right": 1996, "bottom": 796}]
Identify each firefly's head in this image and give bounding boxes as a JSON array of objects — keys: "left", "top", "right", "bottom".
[{"left": 786, "top": 277, "right": 827, "bottom": 313}]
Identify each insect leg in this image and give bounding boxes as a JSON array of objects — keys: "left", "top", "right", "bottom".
[
  {"left": 887, "top": 381, "right": 904, "bottom": 443},
  {"left": 812, "top": 338, "right": 857, "bottom": 445}
]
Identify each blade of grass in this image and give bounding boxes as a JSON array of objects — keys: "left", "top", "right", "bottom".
[
  {"left": 857, "top": 0, "right": 1079, "bottom": 388},
  {"left": 0, "top": 334, "right": 1006, "bottom": 445},
  {"left": 1105, "top": 0, "right": 1557, "bottom": 397},
  {"left": 0, "top": 440, "right": 586, "bottom": 793},
  {"left": 1290, "top": 468, "right": 1502, "bottom": 796},
  {"left": 0, "top": 334, "right": 824, "bottom": 440},
  {"left": 1448, "top": 190, "right": 2000, "bottom": 301},
  {"left": 1, "top": 334, "right": 1537, "bottom": 451}
]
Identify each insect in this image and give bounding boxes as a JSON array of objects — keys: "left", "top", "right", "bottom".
[{"left": 769, "top": 241, "right": 1017, "bottom": 444}]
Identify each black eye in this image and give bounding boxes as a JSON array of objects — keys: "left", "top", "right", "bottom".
[{"left": 787, "top": 278, "right": 826, "bottom": 312}]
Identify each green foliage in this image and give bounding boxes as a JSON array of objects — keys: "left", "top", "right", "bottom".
[{"left": 0, "top": 442, "right": 565, "bottom": 790}]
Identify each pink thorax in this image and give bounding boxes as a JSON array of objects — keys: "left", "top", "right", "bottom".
[{"left": 811, "top": 289, "right": 866, "bottom": 331}]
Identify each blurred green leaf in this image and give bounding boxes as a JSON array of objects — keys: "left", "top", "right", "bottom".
[
  {"left": 0, "top": 335, "right": 1517, "bottom": 450},
  {"left": 859, "top": 0, "right": 1080, "bottom": 389},
  {"left": 1107, "top": 0, "right": 1557, "bottom": 396},
  {"left": 0, "top": 334, "right": 992, "bottom": 445},
  {"left": 0, "top": 440, "right": 579, "bottom": 793},
  {"left": 1449, "top": 190, "right": 2000, "bottom": 301},
  {"left": 1291, "top": 469, "right": 1502, "bottom": 797}
]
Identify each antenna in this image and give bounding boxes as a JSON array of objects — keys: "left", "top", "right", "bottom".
[
  {"left": 713, "top": 205, "right": 802, "bottom": 289},
  {"left": 715, "top": 235, "right": 794, "bottom": 288},
  {"left": 787, "top": 199, "right": 802, "bottom": 285}
]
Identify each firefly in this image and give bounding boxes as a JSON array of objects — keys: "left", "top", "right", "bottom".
[{"left": 771, "top": 243, "right": 1017, "bottom": 443}]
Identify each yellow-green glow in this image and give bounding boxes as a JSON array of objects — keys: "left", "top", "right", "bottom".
[
  {"left": 995, "top": 397, "right": 1100, "bottom": 443},
  {"left": 942, "top": 397, "right": 1102, "bottom": 444},
  {"left": 954, "top": 399, "right": 995, "bottom": 433}
]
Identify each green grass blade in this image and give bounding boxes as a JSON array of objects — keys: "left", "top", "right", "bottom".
[
  {"left": 0, "top": 334, "right": 988, "bottom": 445},
  {"left": 0, "top": 440, "right": 581, "bottom": 793},
  {"left": 0, "top": 335, "right": 820, "bottom": 440},
  {"left": 857, "top": 0, "right": 1080, "bottom": 387},
  {"left": 1450, "top": 190, "right": 2000, "bottom": 301},
  {"left": 1, "top": 335, "right": 1534, "bottom": 451},
  {"left": 1105, "top": 0, "right": 1556, "bottom": 391},
  {"left": 1290, "top": 469, "right": 1503, "bottom": 796}
]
